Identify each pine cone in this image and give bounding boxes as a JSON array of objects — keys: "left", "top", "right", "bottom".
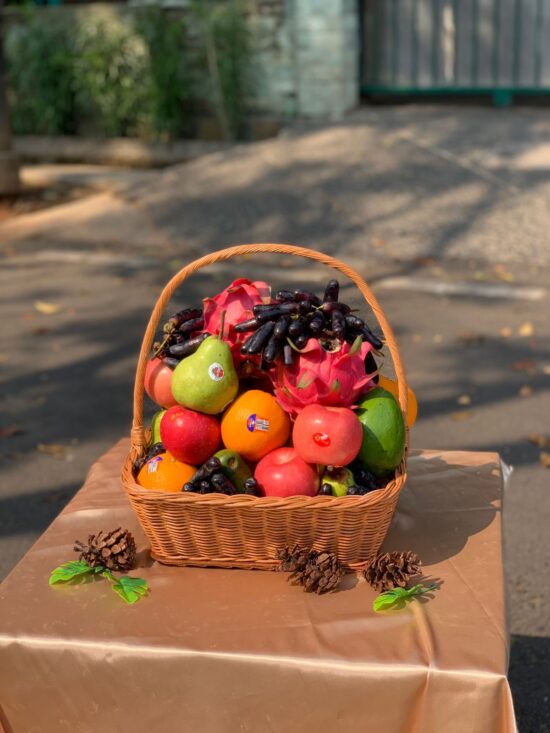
[
  {"left": 364, "top": 551, "right": 421, "bottom": 592},
  {"left": 278, "top": 546, "right": 344, "bottom": 594},
  {"left": 74, "top": 528, "right": 136, "bottom": 571}
]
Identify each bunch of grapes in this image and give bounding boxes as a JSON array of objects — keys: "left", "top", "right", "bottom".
[
  {"left": 153, "top": 307, "right": 208, "bottom": 368},
  {"left": 234, "top": 279, "right": 383, "bottom": 368},
  {"left": 183, "top": 457, "right": 260, "bottom": 496}
]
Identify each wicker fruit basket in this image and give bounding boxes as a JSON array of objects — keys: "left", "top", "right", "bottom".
[{"left": 121, "top": 244, "right": 408, "bottom": 570}]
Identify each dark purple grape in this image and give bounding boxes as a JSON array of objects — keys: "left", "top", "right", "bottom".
[
  {"left": 320, "top": 302, "right": 351, "bottom": 315},
  {"left": 199, "top": 480, "right": 212, "bottom": 494},
  {"left": 293, "top": 289, "right": 321, "bottom": 306},
  {"left": 323, "top": 280, "right": 339, "bottom": 303},
  {"left": 168, "top": 333, "right": 209, "bottom": 358},
  {"left": 319, "top": 483, "right": 333, "bottom": 496},
  {"left": 345, "top": 314, "right": 365, "bottom": 331},
  {"left": 308, "top": 312, "right": 326, "bottom": 334},
  {"left": 234, "top": 318, "right": 260, "bottom": 333},
  {"left": 241, "top": 321, "right": 275, "bottom": 354},
  {"left": 364, "top": 352, "right": 379, "bottom": 383},
  {"left": 263, "top": 336, "right": 281, "bottom": 363},
  {"left": 211, "top": 473, "right": 237, "bottom": 495},
  {"left": 165, "top": 308, "right": 202, "bottom": 331},
  {"left": 293, "top": 333, "right": 309, "bottom": 349},
  {"left": 243, "top": 478, "right": 259, "bottom": 495},
  {"left": 288, "top": 317, "right": 306, "bottom": 337},
  {"left": 331, "top": 310, "right": 346, "bottom": 338},
  {"left": 273, "top": 315, "right": 290, "bottom": 338},
  {"left": 183, "top": 482, "right": 198, "bottom": 493},
  {"left": 162, "top": 357, "right": 180, "bottom": 369},
  {"left": 361, "top": 327, "right": 384, "bottom": 350},
  {"left": 179, "top": 317, "right": 204, "bottom": 335},
  {"left": 346, "top": 485, "right": 363, "bottom": 496},
  {"left": 275, "top": 290, "right": 295, "bottom": 303},
  {"left": 283, "top": 344, "right": 293, "bottom": 366}
]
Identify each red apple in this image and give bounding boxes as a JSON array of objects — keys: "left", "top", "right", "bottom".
[
  {"left": 292, "top": 405, "right": 362, "bottom": 466},
  {"left": 144, "top": 358, "right": 177, "bottom": 409},
  {"left": 255, "top": 447, "right": 319, "bottom": 498},
  {"left": 160, "top": 406, "right": 220, "bottom": 465}
]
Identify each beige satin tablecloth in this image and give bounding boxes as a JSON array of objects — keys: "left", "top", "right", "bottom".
[{"left": 0, "top": 440, "right": 516, "bottom": 733}]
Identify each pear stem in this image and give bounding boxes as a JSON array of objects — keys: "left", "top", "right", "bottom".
[{"left": 219, "top": 310, "right": 226, "bottom": 340}]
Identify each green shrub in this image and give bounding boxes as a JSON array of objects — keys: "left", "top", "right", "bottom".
[
  {"left": 5, "top": 13, "right": 78, "bottom": 135},
  {"left": 75, "top": 17, "right": 153, "bottom": 137},
  {"left": 4, "top": 3, "right": 254, "bottom": 141}
]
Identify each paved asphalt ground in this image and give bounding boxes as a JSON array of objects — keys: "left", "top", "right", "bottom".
[{"left": 1, "top": 106, "right": 549, "bottom": 731}]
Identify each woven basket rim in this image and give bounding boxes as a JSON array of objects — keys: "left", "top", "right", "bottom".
[{"left": 122, "top": 450, "right": 406, "bottom": 508}]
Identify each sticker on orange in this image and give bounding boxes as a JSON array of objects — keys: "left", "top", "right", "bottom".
[{"left": 247, "top": 414, "right": 270, "bottom": 433}]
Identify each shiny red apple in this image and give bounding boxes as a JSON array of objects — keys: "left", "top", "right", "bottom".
[
  {"left": 160, "top": 406, "right": 220, "bottom": 464},
  {"left": 144, "top": 358, "right": 178, "bottom": 409},
  {"left": 292, "top": 404, "right": 362, "bottom": 466},
  {"left": 254, "top": 447, "right": 319, "bottom": 498}
]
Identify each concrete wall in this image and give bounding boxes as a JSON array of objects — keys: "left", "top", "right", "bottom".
[{"left": 249, "top": 0, "right": 360, "bottom": 119}]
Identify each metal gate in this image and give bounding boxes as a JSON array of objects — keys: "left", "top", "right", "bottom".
[{"left": 360, "top": 0, "right": 550, "bottom": 104}]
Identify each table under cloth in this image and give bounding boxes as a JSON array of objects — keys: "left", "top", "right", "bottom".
[{"left": 0, "top": 440, "right": 516, "bottom": 733}]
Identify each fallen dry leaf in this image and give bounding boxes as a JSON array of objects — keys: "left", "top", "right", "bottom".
[
  {"left": 518, "top": 322, "right": 535, "bottom": 337},
  {"left": 457, "top": 331, "right": 485, "bottom": 346},
  {"left": 451, "top": 411, "right": 474, "bottom": 421},
  {"left": 528, "top": 433, "right": 550, "bottom": 448},
  {"left": 37, "top": 442, "right": 66, "bottom": 458},
  {"left": 457, "top": 395, "right": 472, "bottom": 406},
  {"left": 540, "top": 452, "right": 550, "bottom": 469},
  {"left": 499, "top": 327, "right": 512, "bottom": 338},
  {"left": 519, "top": 385, "right": 533, "bottom": 397},
  {"left": 0, "top": 425, "right": 25, "bottom": 438},
  {"left": 512, "top": 360, "right": 536, "bottom": 374},
  {"left": 33, "top": 300, "right": 62, "bottom": 315}
]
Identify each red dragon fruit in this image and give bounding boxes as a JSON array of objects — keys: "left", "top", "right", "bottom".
[
  {"left": 203, "top": 278, "right": 270, "bottom": 365},
  {"left": 271, "top": 338, "right": 376, "bottom": 415}
]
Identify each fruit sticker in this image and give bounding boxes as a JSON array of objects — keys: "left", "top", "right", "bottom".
[
  {"left": 147, "top": 456, "right": 163, "bottom": 473},
  {"left": 247, "top": 414, "right": 270, "bottom": 433},
  {"left": 313, "top": 432, "right": 331, "bottom": 447},
  {"left": 208, "top": 362, "right": 225, "bottom": 382}
]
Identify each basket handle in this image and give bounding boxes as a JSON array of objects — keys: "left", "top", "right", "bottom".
[{"left": 131, "top": 244, "right": 408, "bottom": 452}]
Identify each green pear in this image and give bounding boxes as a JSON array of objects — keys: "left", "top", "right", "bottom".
[
  {"left": 151, "top": 409, "right": 166, "bottom": 444},
  {"left": 214, "top": 449, "right": 252, "bottom": 492},
  {"left": 320, "top": 467, "right": 355, "bottom": 497},
  {"left": 171, "top": 336, "right": 238, "bottom": 415}
]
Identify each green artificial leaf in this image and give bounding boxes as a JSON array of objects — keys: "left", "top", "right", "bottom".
[
  {"left": 110, "top": 576, "right": 149, "bottom": 605},
  {"left": 373, "top": 584, "right": 437, "bottom": 612},
  {"left": 49, "top": 560, "right": 92, "bottom": 586},
  {"left": 349, "top": 335, "right": 363, "bottom": 355}
]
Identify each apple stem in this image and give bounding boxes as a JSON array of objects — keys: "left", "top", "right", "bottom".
[{"left": 219, "top": 310, "right": 226, "bottom": 340}]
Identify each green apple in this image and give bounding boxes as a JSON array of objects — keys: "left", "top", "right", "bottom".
[{"left": 320, "top": 467, "right": 355, "bottom": 497}]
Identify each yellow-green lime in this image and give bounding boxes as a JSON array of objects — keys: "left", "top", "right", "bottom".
[{"left": 356, "top": 387, "right": 406, "bottom": 476}]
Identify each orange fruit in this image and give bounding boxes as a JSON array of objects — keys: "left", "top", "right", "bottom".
[
  {"left": 137, "top": 452, "right": 196, "bottom": 492},
  {"left": 377, "top": 376, "right": 418, "bottom": 428},
  {"left": 221, "top": 389, "right": 291, "bottom": 462}
]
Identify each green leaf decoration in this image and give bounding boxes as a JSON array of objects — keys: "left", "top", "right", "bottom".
[
  {"left": 373, "top": 584, "right": 437, "bottom": 612},
  {"left": 49, "top": 560, "right": 93, "bottom": 586},
  {"left": 110, "top": 576, "right": 149, "bottom": 605},
  {"left": 349, "top": 335, "right": 363, "bottom": 355}
]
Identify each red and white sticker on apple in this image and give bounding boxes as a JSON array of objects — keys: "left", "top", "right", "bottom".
[
  {"left": 247, "top": 414, "right": 270, "bottom": 433},
  {"left": 208, "top": 362, "right": 225, "bottom": 381},
  {"left": 313, "top": 432, "right": 331, "bottom": 447}
]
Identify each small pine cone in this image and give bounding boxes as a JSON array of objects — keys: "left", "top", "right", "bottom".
[
  {"left": 364, "top": 551, "right": 421, "bottom": 592},
  {"left": 279, "top": 546, "right": 344, "bottom": 594},
  {"left": 74, "top": 527, "right": 136, "bottom": 571},
  {"left": 277, "top": 545, "right": 311, "bottom": 573}
]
